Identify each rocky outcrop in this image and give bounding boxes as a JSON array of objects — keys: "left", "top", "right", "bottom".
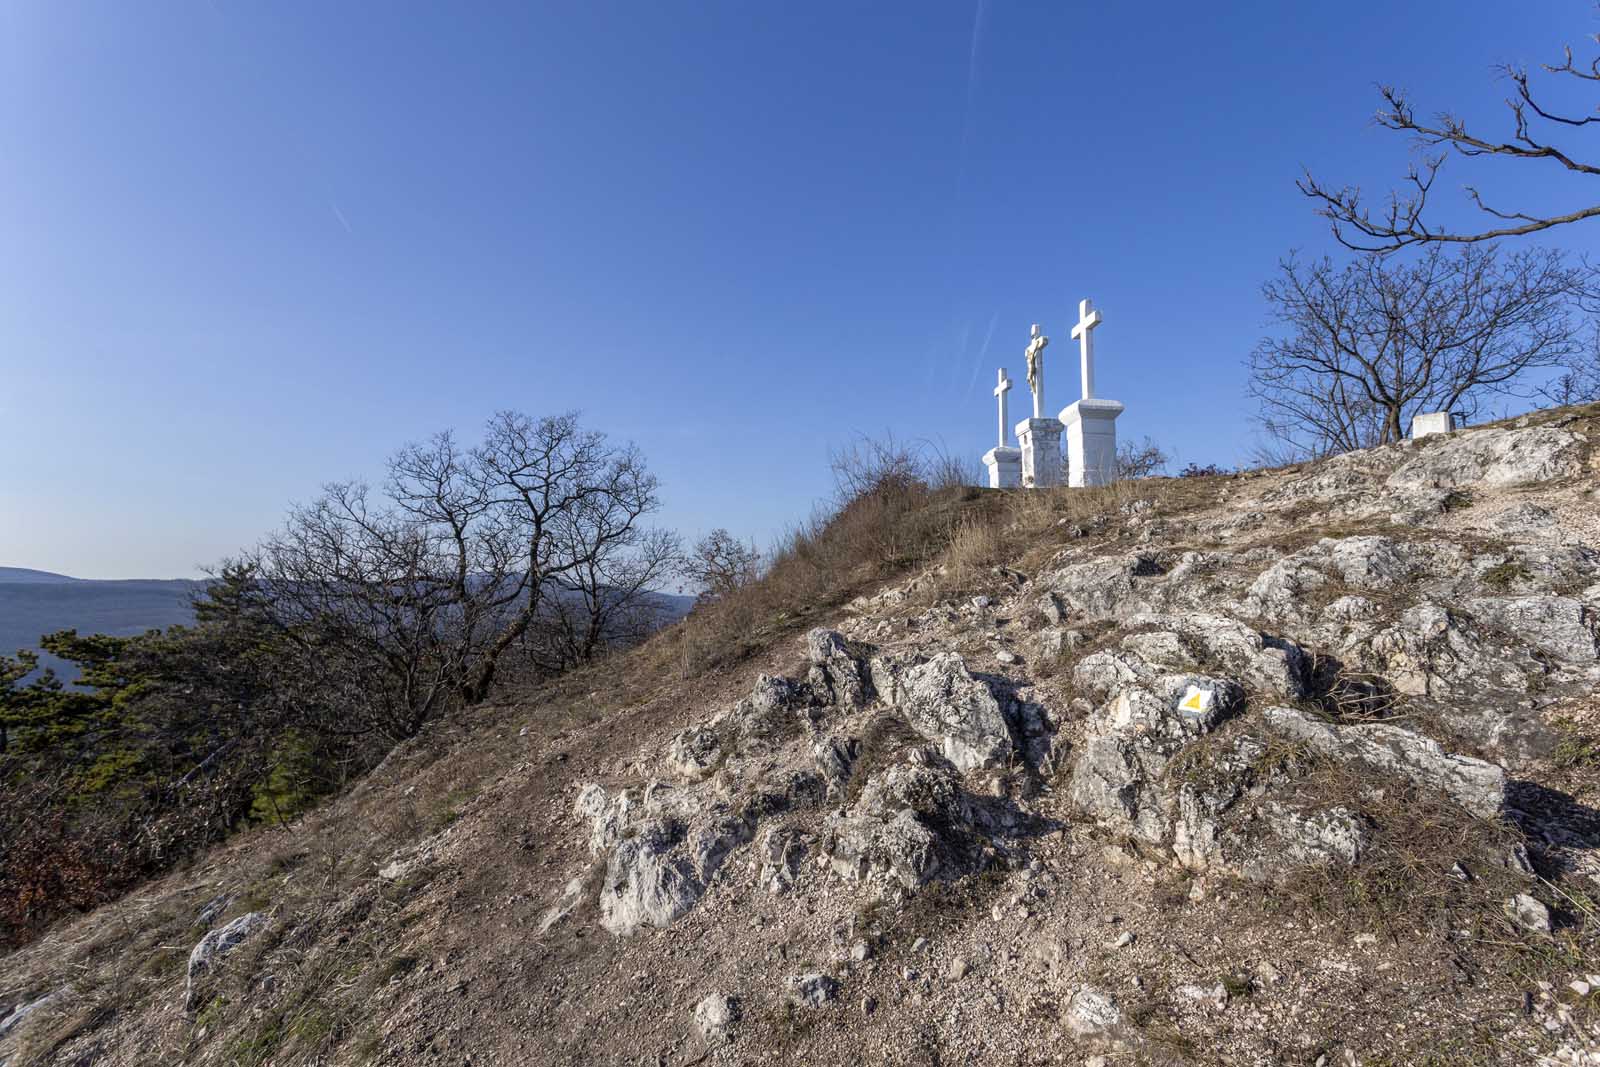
[
  {"left": 887, "top": 653, "right": 1014, "bottom": 771},
  {"left": 1386, "top": 426, "right": 1583, "bottom": 490},
  {"left": 1262, "top": 706, "right": 1506, "bottom": 818}
]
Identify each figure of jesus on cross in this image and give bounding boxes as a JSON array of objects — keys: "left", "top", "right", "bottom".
[{"left": 1024, "top": 324, "right": 1048, "bottom": 418}]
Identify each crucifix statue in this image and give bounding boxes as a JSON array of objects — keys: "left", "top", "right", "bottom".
[
  {"left": 1024, "top": 323, "right": 1049, "bottom": 418},
  {"left": 993, "top": 367, "right": 1012, "bottom": 447},
  {"left": 1070, "top": 298, "right": 1103, "bottom": 400}
]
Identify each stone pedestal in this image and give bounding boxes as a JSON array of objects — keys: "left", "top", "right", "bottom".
[
  {"left": 1060, "top": 398, "right": 1125, "bottom": 488},
  {"left": 982, "top": 446, "right": 1022, "bottom": 489},
  {"left": 1411, "top": 411, "right": 1456, "bottom": 439},
  {"left": 1014, "top": 418, "right": 1064, "bottom": 488}
]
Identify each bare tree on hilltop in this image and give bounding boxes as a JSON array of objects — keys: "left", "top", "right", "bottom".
[
  {"left": 1301, "top": 25, "right": 1600, "bottom": 251},
  {"left": 1249, "top": 244, "right": 1584, "bottom": 458},
  {"left": 241, "top": 410, "right": 680, "bottom": 739}
]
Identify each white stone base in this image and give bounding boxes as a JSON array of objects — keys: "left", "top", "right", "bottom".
[
  {"left": 1411, "top": 411, "right": 1456, "bottom": 439},
  {"left": 1060, "top": 398, "right": 1125, "bottom": 488},
  {"left": 1014, "top": 417, "right": 1064, "bottom": 488},
  {"left": 982, "top": 446, "right": 1022, "bottom": 489}
]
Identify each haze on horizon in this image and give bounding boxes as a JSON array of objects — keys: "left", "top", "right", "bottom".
[{"left": 5, "top": 1, "right": 1598, "bottom": 579}]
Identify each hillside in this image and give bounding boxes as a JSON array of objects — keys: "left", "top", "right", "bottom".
[{"left": 3, "top": 407, "right": 1598, "bottom": 1066}]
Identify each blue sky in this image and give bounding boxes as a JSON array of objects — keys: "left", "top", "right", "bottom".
[{"left": 4, "top": 1, "right": 1598, "bottom": 578}]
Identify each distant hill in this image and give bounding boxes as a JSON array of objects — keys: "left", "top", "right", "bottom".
[
  {"left": 0, "top": 567, "right": 83, "bottom": 583},
  {"left": 0, "top": 573, "right": 205, "bottom": 681}
]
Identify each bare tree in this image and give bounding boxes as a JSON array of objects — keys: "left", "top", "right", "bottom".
[
  {"left": 240, "top": 411, "right": 672, "bottom": 739},
  {"left": 1540, "top": 326, "right": 1600, "bottom": 406},
  {"left": 1114, "top": 437, "right": 1170, "bottom": 480},
  {"left": 1249, "top": 244, "right": 1583, "bottom": 456},
  {"left": 685, "top": 529, "right": 761, "bottom": 604},
  {"left": 1301, "top": 27, "right": 1600, "bottom": 251}
]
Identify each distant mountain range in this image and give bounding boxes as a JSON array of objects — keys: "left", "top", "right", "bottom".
[
  {"left": 0, "top": 567, "right": 694, "bottom": 685},
  {"left": 0, "top": 568, "right": 206, "bottom": 682}
]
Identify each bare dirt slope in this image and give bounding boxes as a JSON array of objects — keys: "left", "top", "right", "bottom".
[{"left": 4, "top": 406, "right": 1600, "bottom": 1067}]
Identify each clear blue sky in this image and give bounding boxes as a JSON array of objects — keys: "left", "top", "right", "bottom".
[{"left": 4, "top": 1, "right": 1598, "bottom": 578}]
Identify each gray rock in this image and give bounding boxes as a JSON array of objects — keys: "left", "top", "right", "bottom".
[
  {"left": 1038, "top": 592, "right": 1067, "bottom": 625},
  {"left": 891, "top": 653, "right": 1014, "bottom": 771},
  {"left": 1463, "top": 595, "right": 1598, "bottom": 664},
  {"left": 693, "top": 992, "right": 741, "bottom": 1042},
  {"left": 665, "top": 726, "right": 722, "bottom": 781},
  {"left": 1064, "top": 986, "right": 1122, "bottom": 1037},
  {"left": 1262, "top": 706, "right": 1505, "bottom": 818},
  {"left": 576, "top": 784, "right": 634, "bottom": 856},
  {"left": 599, "top": 812, "right": 751, "bottom": 937},
  {"left": 0, "top": 992, "right": 62, "bottom": 1042},
  {"left": 1122, "top": 612, "right": 1310, "bottom": 699},
  {"left": 1046, "top": 554, "right": 1158, "bottom": 620},
  {"left": 806, "top": 628, "right": 872, "bottom": 709},
  {"left": 1387, "top": 426, "right": 1582, "bottom": 491},
  {"left": 786, "top": 973, "right": 839, "bottom": 1008},
  {"left": 186, "top": 911, "right": 268, "bottom": 1011},
  {"left": 756, "top": 827, "right": 807, "bottom": 894},
  {"left": 1505, "top": 893, "right": 1552, "bottom": 934},
  {"left": 812, "top": 735, "right": 859, "bottom": 800}
]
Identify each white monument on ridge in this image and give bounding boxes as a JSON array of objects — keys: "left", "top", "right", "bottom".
[
  {"left": 1059, "top": 298, "right": 1124, "bottom": 488},
  {"left": 982, "top": 368, "right": 1023, "bottom": 488},
  {"left": 1014, "top": 323, "right": 1065, "bottom": 488}
]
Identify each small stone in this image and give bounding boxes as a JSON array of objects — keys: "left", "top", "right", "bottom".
[
  {"left": 849, "top": 941, "right": 871, "bottom": 962},
  {"left": 949, "top": 958, "right": 969, "bottom": 981},
  {"left": 996, "top": 650, "right": 1021, "bottom": 665},
  {"left": 1255, "top": 962, "right": 1284, "bottom": 985},
  {"left": 990, "top": 905, "right": 1004, "bottom": 922},
  {"left": 911, "top": 936, "right": 928, "bottom": 953},
  {"left": 785, "top": 973, "right": 839, "bottom": 1008},
  {"left": 972, "top": 596, "right": 992, "bottom": 610},
  {"left": 860, "top": 995, "right": 877, "bottom": 1015},
  {"left": 693, "top": 993, "right": 740, "bottom": 1043},
  {"left": 1353, "top": 933, "right": 1378, "bottom": 948},
  {"left": 1570, "top": 980, "right": 1592, "bottom": 996},
  {"left": 1111, "top": 931, "right": 1134, "bottom": 949},
  {"left": 1505, "top": 894, "right": 1552, "bottom": 934}
]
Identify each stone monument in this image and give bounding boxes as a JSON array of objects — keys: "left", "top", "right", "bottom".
[
  {"left": 1059, "top": 298, "right": 1124, "bottom": 488},
  {"left": 1014, "top": 324, "right": 1064, "bottom": 488},
  {"left": 982, "top": 368, "right": 1023, "bottom": 488},
  {"left": 1411, "top": 411, "right": 1456, "bottom": 439}
]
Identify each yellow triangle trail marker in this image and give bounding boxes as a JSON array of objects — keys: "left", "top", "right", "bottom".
[{"left": 1178, "top": 686, "right": 1214, "bottom": 716}]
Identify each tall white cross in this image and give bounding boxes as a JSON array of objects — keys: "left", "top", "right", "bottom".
[
  {"left": 993, "top": 368, "right": 1012, "bottom": 447},
  {"left": 1070, "top": 298, "right": 1104, "bottom": 400}
]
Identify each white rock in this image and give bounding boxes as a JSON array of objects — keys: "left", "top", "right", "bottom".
[
  {"left": 185, "top": 912, "right": 268, "bottom": 1011},
  {"left": 1505, "top": 893, "right": 1552, "bottom": 934},
  {"left": 693, "top": 993, "right": 740, "bottom": 1043}
]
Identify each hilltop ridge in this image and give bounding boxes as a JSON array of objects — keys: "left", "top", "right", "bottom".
[{"left": 3, "top": 405, "right": 1599, "bottom": 1067}]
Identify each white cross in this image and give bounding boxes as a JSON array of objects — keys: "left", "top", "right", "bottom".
[
  {"left": 1070, "top": 298, "right": 1103, "bottom": 400},
  {"left": 993, "top": 368, "right": 1012, "bottom": 447}
]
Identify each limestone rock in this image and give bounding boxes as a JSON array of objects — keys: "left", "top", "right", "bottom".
[
  {"left": 806, "top": 628, "right": 873, "bottom": 709},
  {"left": 756, "top": 827, "right": 807, "bottom": 894},
  {"left": 665, "top": 726, "right": 722, "bottom": 782},
  {"left": 0, "top": 991, "right": 62, "bottom": 1042},
  {"left": 1387, "top": 426, "right": 1582, "bottom": 490},
  {"left": 786, "top": 973, "right": 839, "bottom": 1008},
  {"left": 1121, "top": 612, "right": 1310, "bottom": 699},
  {"left": 1262, "top": 706, "right": 1505, "bottom": 818},
  {"left": 891, "top": 653, "right": 1014, "bottom": 771},
  {"left": 1505, "top": 893, "right": 1552, "bottom": 934},
  {"left": 186, "top": 911, "right": 268, "bottom": 1011},
  {"left": 598, "top": 821, "right": 700, "bottom": 936},
  {"left": 693, "top": 992, "right": 741, "bottom": 1042},
  {"left": 1065, "top": 986, "right": 1122, "bottom": 1037},
  {"left": 1463, "top": 595, "right": 1598, "bottom": 664}
]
